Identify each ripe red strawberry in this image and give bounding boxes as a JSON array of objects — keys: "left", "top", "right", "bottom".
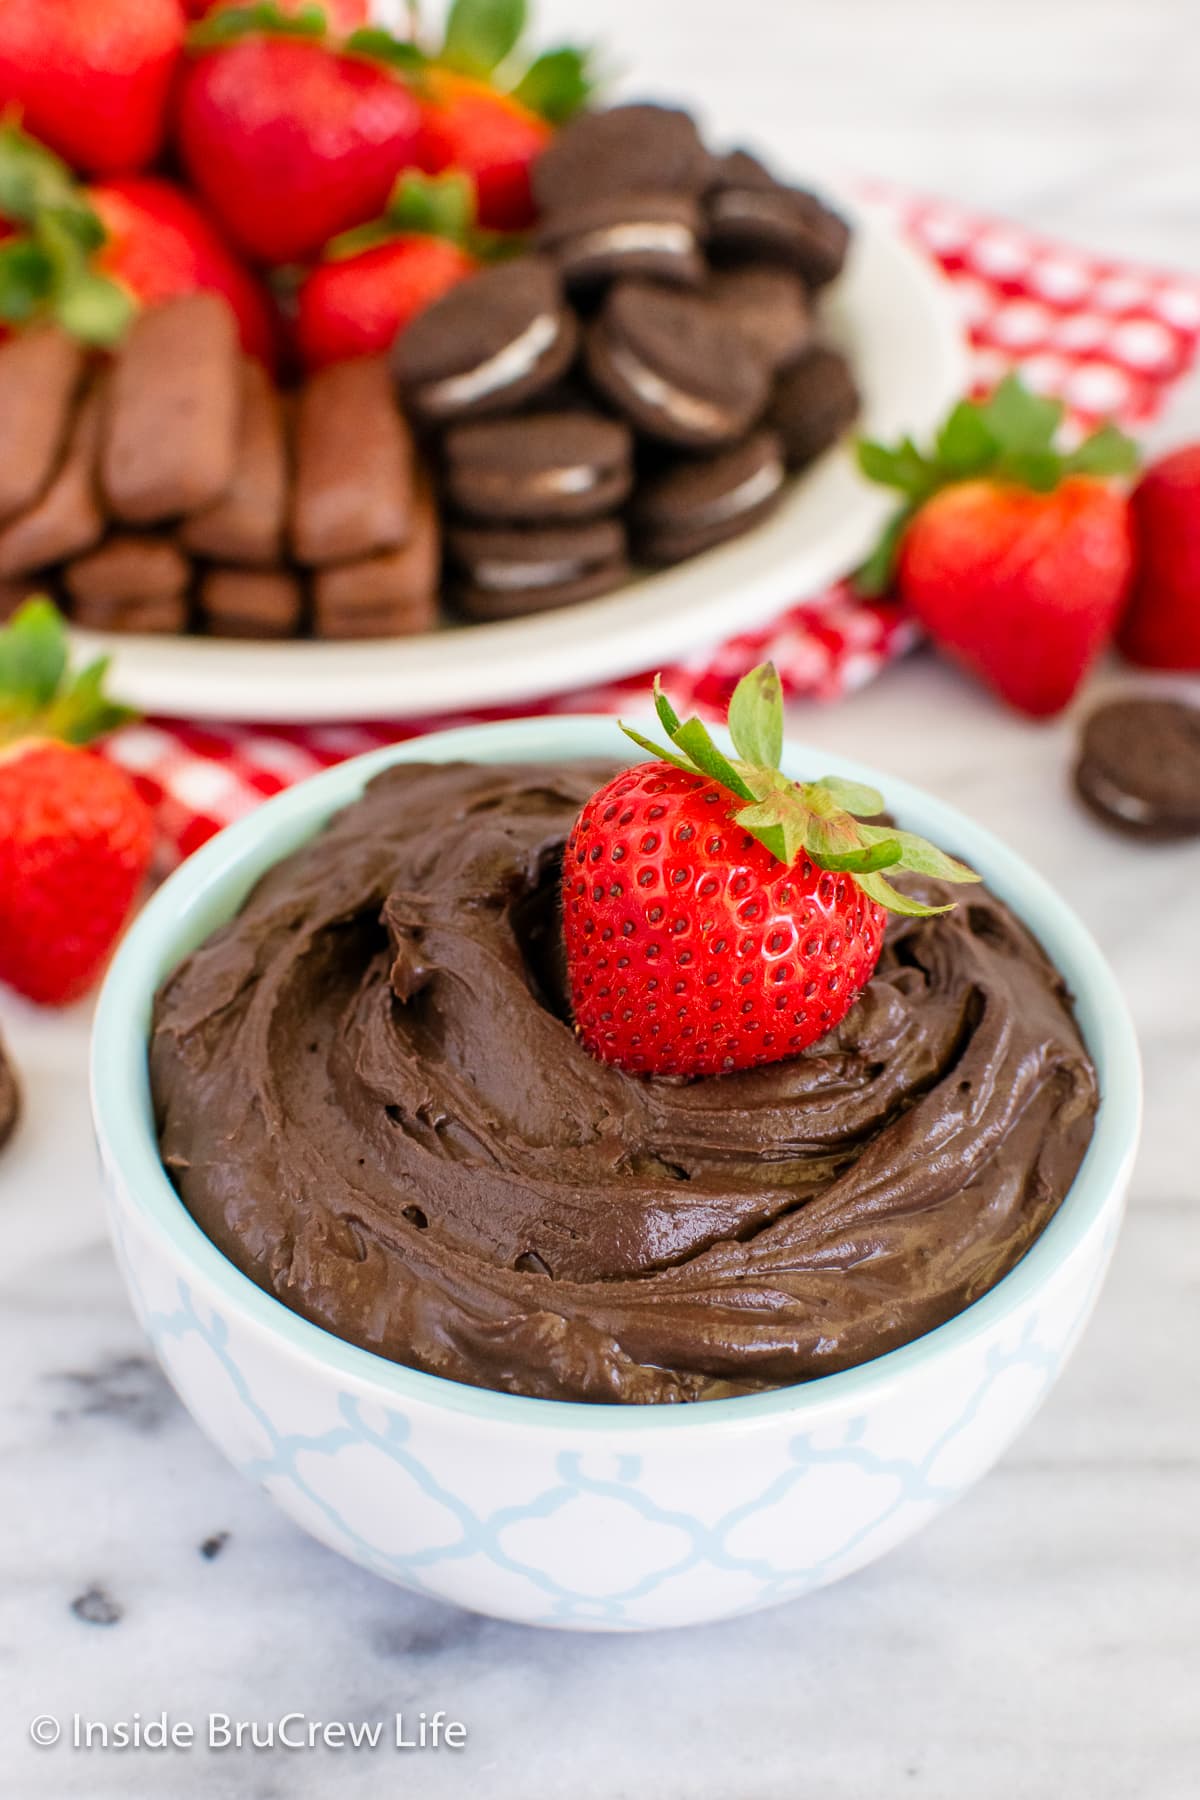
[
  {"left": 414, "top": 0, "right": 593, "bottom": 229},
  {"left": 0, "top": 600, "right": 153, "bottom": 1007},
  {"left": 858, "top": 375, "right": 1139, "bottom": 718},
  {"left": 90, "top": 176, "right": 281, "bottom": 369},
  {"left": 1117, "top": 444, "right": 1200, "bottom": 669},
  {"left": 563, "top": 664, "right": 977, "bottom": 1078},
  {"left": 416, "top": 71, "right": 551, "bottom": 233},
  {"left": 0, "top": 0, "right": 183, "bottom": 178},
  {"left": 176, "top": 8, "right": 425, "bottom": 268},
  {"left": 294, "top": 169, "right": 477, "bottom": 369}
]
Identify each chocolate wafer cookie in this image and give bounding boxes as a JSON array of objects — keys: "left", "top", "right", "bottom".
[
  {"left": 313, "top": 467, "right": 440, "bottom": 639},
  {"left": 1074, "top": 697, "right": 1200, "bottom": 840},
  {"left": 291, "top": 357, "right": 414, "bottom": 566},
  {"left": 0, "top": 380, "right": 106, "bottom": 577},
  {"left": 182, "top": 359, "right": 289, "bottom": 566},
  {"left": 66, "top": 535, "right": 191, "bottom": 634},
  {"left": 198, "top": 569, "right": 305, "bottom": 640},
  {"left": 102, "top": 293, "right": 241, "bottom": 524},
  {"left": 0, "top": 1031, "right": 18, "bottom": 1153},
  {"left": 0, "top": 326, "right": 86, "bottom": 524}
]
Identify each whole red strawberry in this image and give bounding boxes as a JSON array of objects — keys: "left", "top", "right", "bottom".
[
  {"left": 858, "top": 376, "right": 1139, "bottom": 718},
  {"left": 90, "top": 176, "right": 281, "bottom": 369},
  {"left": 1117, "top": 444, "right": 1200, "bottom": 669},
  {"left": 294, "top": 171, "right": 477, "bottom": 369},
  {"left": 564, "top": 665, "right": 977, "bottom": 1078},
  {"left": 185, "top": 0, "right": 370, "bottom": 31},
  {"left": 415, "top": 0, "right": 593, "bottom": 229},
  {"left": 176, "top": 8, "right": 425, "bottom": 268},
  {"left": 0, "top": 600, "right": 153, "bottom": 1007},
  {"left": 0, "top": 0, "right": 183, "bottom": 178}
]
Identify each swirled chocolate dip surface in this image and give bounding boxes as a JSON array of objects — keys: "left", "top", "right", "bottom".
[{"left": 151, "top": 760, "right": 1098, "bottom": 1405}]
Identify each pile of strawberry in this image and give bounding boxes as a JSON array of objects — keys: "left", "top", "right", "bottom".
[
  {"left": 858, "top": 374, "right": 1200, "bottom": 712},
  {"left": 0, "top": 0, "right": 591, "bottom": 371}
]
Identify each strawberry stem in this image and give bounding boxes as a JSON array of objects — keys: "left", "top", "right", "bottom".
[{"left": 620, "top": 662, "right": 979, "bottom": 918}]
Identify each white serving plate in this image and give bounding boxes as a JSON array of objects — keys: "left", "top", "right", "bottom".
[{"left": 72, "top": 200, "right": 967, "bottom": 722}]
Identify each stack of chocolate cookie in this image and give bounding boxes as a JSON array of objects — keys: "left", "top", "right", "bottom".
[
  {"left": 395, "top": 103, "right": 859, "bottom": 622},
  {"left": 0, "top": 293, "right": 438, "bottom": 640}
]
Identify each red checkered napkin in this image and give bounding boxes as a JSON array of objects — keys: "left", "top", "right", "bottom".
[{"left": 106, "top": 190, "right": 1200, "bottom": 864}]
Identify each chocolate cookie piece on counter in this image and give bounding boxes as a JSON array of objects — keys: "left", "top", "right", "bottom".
[
  {"left": 314, "top": 470, "right": 440, "bottom": 639},
  {"left": 0, "top": 326, "right": 86, "bottom": 524},
  {"left": 182, "top": 360, "right": 289, "bottom": 567},
  {"left": 707, "top": 152, "right": 851, "bottom": 288},
  {"left": 65, "top": 535, "right": 191, "bottom": 634},
  {"left": 0, "top": 1031, "right": 18, "bottom": 1153},
  {"left": 102, "top": 293, "right": 240, "bottom": 524},
  {"left": 1074, "top": 696, "right": 1200, "bottom": 840},
  {"left": 291, "top": 357, "right": 414, "bottom": 566},
  {"left": 448, "top": 517, "right": 628, "bottom": 620},
  {"left": 394, "top": 257, "right": 578, "bottom": 427},
  {"left": 0, "top": 380, "right": 106, "bottom": 577},
  {"left": 632, "top": 430, "right": 787, "bottom": 564},
  {"left": 585, "top": 282, "right": 771, "bottom": 449},
  {"left": 198, "top": 568, "right": 305, "bottom": 640},
  {"left": 536, "top": 193, "right": 706, "bottom": 291},
  {"left": 708, "top": 266, "right": 811, "bottom": 372},
  {"left": 532, "top": 104, "right": 711, "bottom": 211},
  {"left": 767, "top": 345, "right": 860, "bottom": 467},
  {"left": 442, "top": 411, "right": 633, "bottom": 523}
]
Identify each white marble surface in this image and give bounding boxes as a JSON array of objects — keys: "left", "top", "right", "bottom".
[{"left": 3, "top": 2, "right": 1200, "bottom": 1793}]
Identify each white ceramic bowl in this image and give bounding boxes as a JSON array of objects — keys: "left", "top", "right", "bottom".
[{"left": 91, "top": 718, "right": 1141, "bottom": 1631}]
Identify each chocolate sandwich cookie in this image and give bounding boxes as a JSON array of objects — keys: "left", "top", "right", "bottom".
[
  {"left": 394, "top": 256, "right": 578, "bottom": 427},
  {"left": 448, "top": 518, "right": 628, "bottom": 620},
  {"left": 532, "top": 104, "right": 711, "bottom": 212},
  {"left": 0, "top": 1032, "right": 18, "bottom": 1154},
  {"left": 585, "top": 282, "right": 771, "bottom": 449},
  {"left": 708, "top": 266, "right": 811, "bottom": 372},
  {"left": 767, "top": 345, "right": 860, "bottom": 467},
  {"left": 707, "top": 152, "right": 851, "bottom": 288},
  {"left": 1074, "top": 697, "right": 1200, "bottom": 840},
  {"left": 0, "top": 326, "right": 86, "bottom": 523},
  {"left": 0, "top": 380, "right": 105, "bottom": 577},
  {"left": 199, "top": 569, "right": 305, "bottom": 640},
  {"left": 66, "top": 536, "right": 191, "bottom": 634},
  {"left": 102, "top": 293, "right": 240, "bottom": 524},
  {"left": 536, "top": 193, "right": 706, "bottom": 291},
  {"left": 442, "top": 411, "right": 633, "bottom": 523},
  {"left": 182, "top": 359, "right": 289, "bottom": 567},
  {"left": 313, "top": 468, "right": 441, "bottom": 640},
  {"left": 632, "top": 429, "right": 787, "bottom": 564},
  {"left": 291, "top": 357, "right": 414, "bottom": 566}
]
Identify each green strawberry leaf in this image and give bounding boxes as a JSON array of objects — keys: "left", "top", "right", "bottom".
[
  {"left": 188, "top": 2, "right": 328, "bottom": 49},
  {"left": 0, "top": 236, "right": 55, "bottom": 324},
  {"left": 856, "top": 870, "right": 953, "bottom": 918},
  {"left": 726, "top": 659, "right": 783, "bottom": 770},
  {"left": 853, "top": 505, "right": 914, "bottom": 598},
  {"left": 620, "top": 663, "right": 978, "bottom": 916},
  {"left": 1001, "top": 447, "right": 1063, "bottom": 492},
  {"left": 511, "top": 45, "right": 595, "bottom": 121},
  {"left": 441, "top": 0, "right": 526, "bottom": 76},
  {"left": 387, "top": 168, "right": 474, "bottom": 241},
  {"left": 0, "top": 599, "right": 137, "bottom": 747},
  {"left": 933, "top": 399, "right": 996, "bottom": 477},
  {"left": 981, "top": 372, "right": 1063, "bottom": 456},
  {"left": 856, "top": 436, "right": 931, "bottom": 498},
  {"left": 1065, "top": 421, "right": 1140, "bottom": 478},
  {"left": 344, "top": 25, "right": 428, "bottom": 77}
]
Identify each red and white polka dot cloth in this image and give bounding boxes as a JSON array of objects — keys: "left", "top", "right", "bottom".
[{"left": 108, "top": 191, "right": 1200, "bottom": 864}]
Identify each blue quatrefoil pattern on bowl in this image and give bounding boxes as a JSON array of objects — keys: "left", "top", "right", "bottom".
[{"left": 109, "top": 1201, "right": 1114, "bottom": 1631}]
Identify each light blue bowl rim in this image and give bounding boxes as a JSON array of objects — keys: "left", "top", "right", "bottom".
[{"left": 91, "top": 714, "right": 1142, "bottom": 1435}]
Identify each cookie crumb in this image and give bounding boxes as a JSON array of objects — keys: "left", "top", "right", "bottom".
[
  {"left": 71, "top": 1586, "right": 122, "bottom": 1627},
  {"left": 199, "top": 1531, "right": 229, "bottom": 1561}
]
